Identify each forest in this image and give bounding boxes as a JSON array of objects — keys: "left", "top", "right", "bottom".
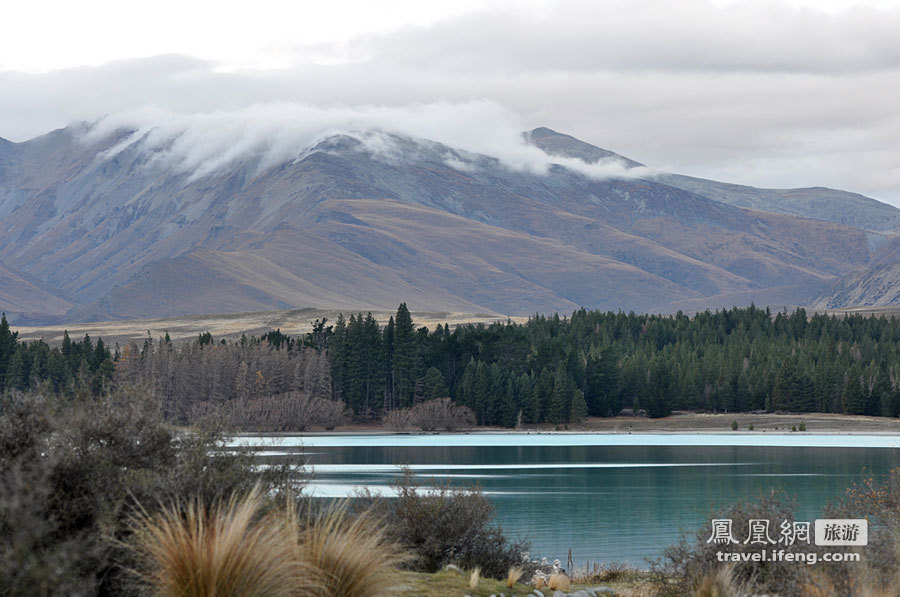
[{"left": 2, "top": 303, "right": 900, "bottom": 427}]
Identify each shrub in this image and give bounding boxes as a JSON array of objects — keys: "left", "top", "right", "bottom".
[
  {"left": 731, "top": 419, "right": 738, "bottom": 431},
  {"left": 199, "top": 391, "right": 350, "bottom": 431},
  {"left": 651, "top": 490, "right": 809, "bottom": 596},
  {"left": 0, "top": 388, "right": 293, "bottom": 595},
  {"left": 799, "top": 421, "right": 806, "bottom": 431},
  {"left": 409, "top": 398, "right": 475, "bottom": 432},
  {"left": 819, "top": 467, "right": 900, "bottom": 594},
  {"left": 748, "top": 423, "right": 754, "bottom": 431},
  {"left": 384, "top": 408, "right": 414, "bottom": 432},
  {"left": 372, "top": 472, "right": 529, "bottom": 579}
]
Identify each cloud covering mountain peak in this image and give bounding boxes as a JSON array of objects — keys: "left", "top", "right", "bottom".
[{"left": 85, "top": 101, "right": 652, "bottom": 181}]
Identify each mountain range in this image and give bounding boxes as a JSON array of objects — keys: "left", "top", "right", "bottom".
[{"left": 0, "top": 123, "right": 898, "bottom": 324}]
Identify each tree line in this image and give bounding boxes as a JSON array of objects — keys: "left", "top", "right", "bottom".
[
  {"left": 3, "top": 303, "right": 900, "bottom": 427},
  {"left": 327, "top": 303, "right": 900, "bottom": 424}
]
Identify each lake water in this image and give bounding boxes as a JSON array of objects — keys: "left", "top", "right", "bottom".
[{"left": 228, "top": 433, "right": 900, "bottom": 566}]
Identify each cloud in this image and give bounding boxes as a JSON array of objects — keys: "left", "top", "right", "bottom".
[
  {"left": 1, "top": 0, "right": 900, "bottom": 202},
  {"left": 85, "top": 102, "right": 648, "bottom": 181}
]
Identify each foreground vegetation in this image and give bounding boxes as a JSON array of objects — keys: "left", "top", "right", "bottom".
[
  {"left": 5, "top": 386, "right": 900, "bottom": 595},
  {"left": 0, "top": 388, "right": 532, "bottom": 595}
]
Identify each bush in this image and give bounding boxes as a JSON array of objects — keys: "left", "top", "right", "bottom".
[
  {"left": 384, "top": 408, "right": 414, "bottom": 432},
  {"left": 799, "top": 421, "right": 806, "bottom": 432},
  {"left": 651, "top": 490, "right": 809, "bottom": 596},
  {"left": 192, "top": 391, "right": 350, "bottom": 431},
  {"left": 731, "top": 419, "right": 738, "bottom": 431},
  {"left": 819, "top": 467, "right": 900, "bottom": 594},
  {"left": 409, "top": 398, "right": 475, "bottom": 432},
  {"left": 372, "top": 472, "right": 529, "bottom": 580},
  {"left": 0, "top": 388, "right": 294, "bottom": 595}
]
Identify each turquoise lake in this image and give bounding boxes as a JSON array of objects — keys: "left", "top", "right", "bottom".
[{"left": 228, "top": 433, "right": 900, "bottom": 566}]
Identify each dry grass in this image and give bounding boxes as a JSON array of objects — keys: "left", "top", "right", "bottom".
[
  {"left": 129, "top": 489, "right": 409, "bottom": 597},
  {"left": 468, "top": 567, "right": 481, "bottom": 590},
  {"left": 693, "top": 566, "right": 749, "bottom": 597},
  {"left": 294, "top": 500, "right": 409, "bottom": 597},
  {"left": 506, "top": 565, "right": 524, "bottom": 588},
  {"left": 13, "top": 308, "right": 519, "bottom": 346},
  {"left": 128, "top": 486, "right": 307, "bottom": 597},
  {"left": 548, "top": 572, "right": 570, "bottom": 592}
]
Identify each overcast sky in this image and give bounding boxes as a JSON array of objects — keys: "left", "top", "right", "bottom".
[{"left": 3, "top": 0, "right": 900, "bottom": 203}]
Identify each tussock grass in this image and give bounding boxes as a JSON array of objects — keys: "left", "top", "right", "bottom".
[
  {"left": 129, "top": 489, "right": 409, "bottom": 597},
  {"left": 127, "top": 486, "right": 307, "bottom": 597},
  {"left": 294, "top": 500, "right": 409, "bottom": 597},
  {"left": 548, "top": 572, "right": 570, "bottom": 592},
  {"left": 468, "top": 567, "right": 481, "bottom": 590},
  {"left": 506, "top": 565, "right": 524, "bottom": 588},
  {"left": 693, "top": 566, "right": 748, "bottom": 597}
]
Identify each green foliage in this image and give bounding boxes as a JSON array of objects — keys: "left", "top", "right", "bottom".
[
  {"left": 569, "top": 389, "right": 588, "bottom": 424},
  {"left": 9, "top": 303, "right": 900, "bottom": 429},
  {"left": 422, "top": 367, "right": 448, "bottom": 399},
  {"left": 373, "top": 473, "right": 529, "bottom": 580},
  {"left": 0, "top": 320, "right": 114, "bottom": 397},
  {"left": 0, "top": 388, "right": 292, "bottom": 595},
  {"left": 731, "top": 419, "right": 738, "bottom": 431}
]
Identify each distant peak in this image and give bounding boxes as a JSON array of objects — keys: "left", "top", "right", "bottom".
[
  {"left": 525, "top": 127, "right": 644, "bottom": 168},
  {"left": 527, "top": 126, "right": 565, "bottom": 138}
]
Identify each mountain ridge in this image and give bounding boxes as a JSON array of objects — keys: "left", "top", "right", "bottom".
[{"left": 1, "top": 123, "right": 897, "bottom": 323}]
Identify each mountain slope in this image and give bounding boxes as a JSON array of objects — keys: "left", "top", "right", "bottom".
[
  {"left": 658, "top": 174, "right": 900, "bottom": 232},
  {"left": 812, "top": 261, "right": 900, "bottom": 309},
  {"left": 0, "top": 260, "right": 74, "bottom": 322},
  {"left": 0, "top": 124, "right": 895, "bottom": 321},
  {"left": 528, "top": 127, "right": 900, "bottom": 232}
]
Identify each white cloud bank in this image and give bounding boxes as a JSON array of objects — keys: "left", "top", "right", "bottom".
[
  {"left": 2, "top": 0, "right": 900, "bottom": 202},
  {"left": 86, "top": 102, "right": 652, "bottom": 181}
]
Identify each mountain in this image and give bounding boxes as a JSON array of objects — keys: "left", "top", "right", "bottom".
[
  {"left": 657, "top": 175, "right": 900, "bottom": 232},
  {"left": 0, "top": 123, "right": 896, "bottom": 322},
  {"left": 812, "top": 261, "right": 900, "bottom": 309},
  {"left": 0, "top": 260, "right": 74, "bottom": 323}
]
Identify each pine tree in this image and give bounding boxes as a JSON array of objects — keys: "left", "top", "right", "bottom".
[
  {"left": 549, "top": 363, "right": 572, "bottom": 425},
  {"left": 841, "top": 364, "right": 866, "bottom": 415},
  {"left": 0, "top": 313, "right": 18, "bottom": 390},
  {"left": 330, "top": 315, "right": 348, "bottom": 401},
  {"left": 459, "top": 358, "right": 477, "bottom": 410},
  {"left": 392, "top": 303, "right": 418, "bottom": 408},
  {"left": 645, "top": 356, "right": 674, "bottom": 418},
  {"left": 499, "top": 377, "right": 518, "bottom": 428},
  {"left": 382, "top": 316, "right": 395, "bottom": 411},
  {"left": 474, "top": 361, "right": 490, "bottom": 425},
  {"left": 569, "top": 388, "right": 588, "bottom": 424},
  {"left": 533, "top": 367, "right": 553, "bottom": 423},
  {"left": 423, "top": 366, "right": 449, "bottom": 399},
  {"left": 871, "top": 363, "right": 892, "bottom": 417}
]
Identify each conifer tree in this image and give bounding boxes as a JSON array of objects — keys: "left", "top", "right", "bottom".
[
  {"left": 392, "top": 304, "right": 418, "bottom": 408},
  {"left": 0, "top": 313, "right": 17, "bottom": 389},
  {"left": 841, "top": 364, "right": 866, "bottom": 415},
  {"left": 423, "top": 366, "right": 449, "bottom": 399},
  {"left": 549, "top": 363, "right": 572, "bottom": 425},
  {"left": 569, "top": 388, "right": 588, "bottom": 424}
]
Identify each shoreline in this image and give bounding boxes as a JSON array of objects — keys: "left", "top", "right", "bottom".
[{"left": 230, "top": 412, "right": 900, "bottom": 437}]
